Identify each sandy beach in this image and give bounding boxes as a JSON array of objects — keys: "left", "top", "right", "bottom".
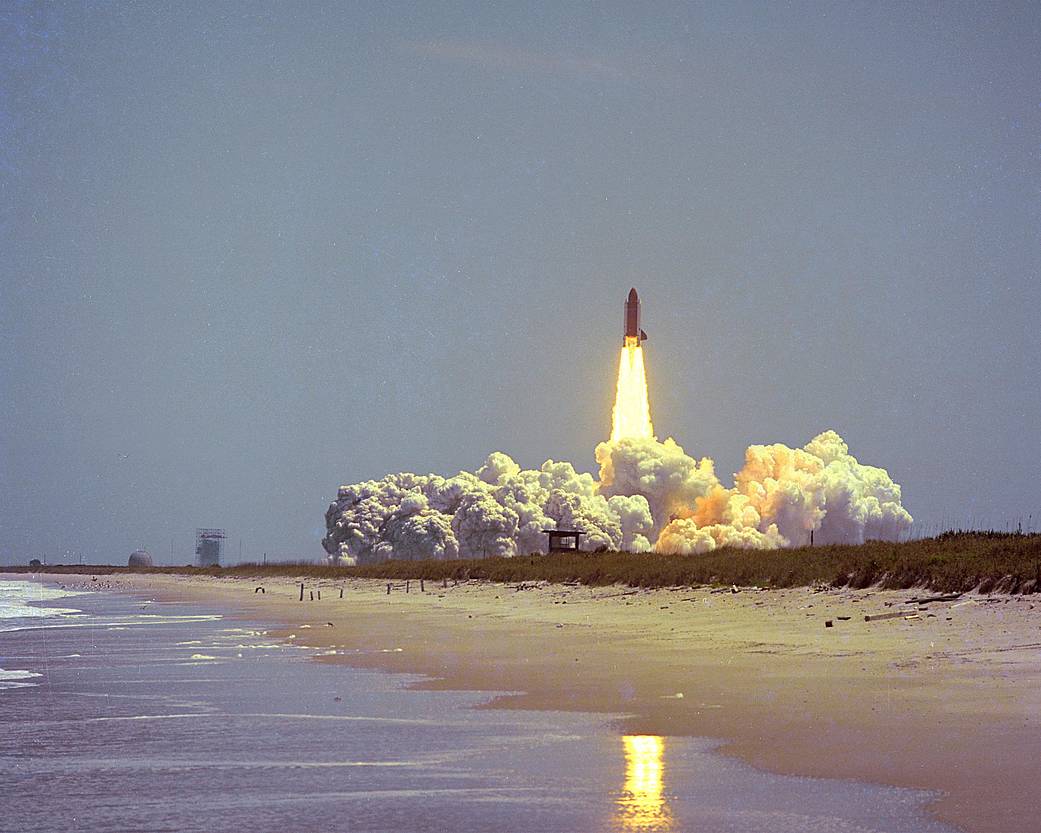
[{"left": 29, "top": 572, "right": 1041, "bottom": 833}]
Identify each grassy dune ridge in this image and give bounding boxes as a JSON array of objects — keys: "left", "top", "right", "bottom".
[{"left": 14, "top": 532, "right": 1041, "bottom": 593}]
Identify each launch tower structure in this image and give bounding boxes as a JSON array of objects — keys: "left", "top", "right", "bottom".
[{"left": 195, "top": 528, "right": 225, "bottom": 567}]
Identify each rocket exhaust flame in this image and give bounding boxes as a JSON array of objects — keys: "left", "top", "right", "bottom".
[
  {"left": 612, "top": 287, "right": 654, "bottom": 442},
  {"left": 611, "top": 342, "right": 654, "bottom": 442}
]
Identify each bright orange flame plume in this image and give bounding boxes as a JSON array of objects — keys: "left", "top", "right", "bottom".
[{"left": 611, "top": 339, "right": 654, "bottom": 442}]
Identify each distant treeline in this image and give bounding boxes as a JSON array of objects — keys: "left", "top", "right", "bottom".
[{"left": 12, "top": 532, "right": 1041, "bottom": 594}]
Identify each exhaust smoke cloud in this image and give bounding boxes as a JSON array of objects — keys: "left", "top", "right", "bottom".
[{"left": 324, "top": 329, "right": 911, "bottom": 564}]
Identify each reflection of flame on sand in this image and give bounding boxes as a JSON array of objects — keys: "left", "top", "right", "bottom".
[{"left": 616, "top": 735, "right": 672, "bottom": 831}]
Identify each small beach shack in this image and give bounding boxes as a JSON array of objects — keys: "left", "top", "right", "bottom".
[{"left": 543, "top": 529, "right": 583, "bottom": 553}]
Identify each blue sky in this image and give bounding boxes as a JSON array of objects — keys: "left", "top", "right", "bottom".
[{"left": 3, "top": 2, "right": 1039, "bottom": 562}]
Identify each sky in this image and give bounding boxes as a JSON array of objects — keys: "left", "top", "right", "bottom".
[{"left": 2, "top": 1, "right": 1039, "bottom": 564}]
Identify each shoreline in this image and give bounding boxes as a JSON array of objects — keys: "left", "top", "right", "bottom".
[{"left": 14, "top": 571, "right": 1041, "bottom": 833}]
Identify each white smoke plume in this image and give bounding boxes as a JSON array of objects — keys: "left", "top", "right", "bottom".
[{"left": 323, "top": 429, "right": 912, "bottom": 563}]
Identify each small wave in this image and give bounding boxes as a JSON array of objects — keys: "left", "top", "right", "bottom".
[
  {"left": 0, "top": 680, "right": 39, "bottom": 691},
  {"left": 0, "top": 668, "right": 42, "bottom": 681},
  {"left": 0, "top": 613, "right": 223, "bottom": 634},
  {"left": 204, "top": 786, "right": 543, "bottom": 811},
  {"left": 0, "top": 580, "right": 85, "bottom": 622},
  {"left": 0, "top": 668, "right": 42, "bottom": 691},
  {"left": 17, "top": 757, "right": 454, "bottom": 774},
  {"left": 0, "top": 580, "right": 86, "bottom": 600},
  {"left": 79, "top": 712, "right": 467, "bottom": 726},
  {"left": 0, "top": 604, "right": 81, "bottom": 621}
]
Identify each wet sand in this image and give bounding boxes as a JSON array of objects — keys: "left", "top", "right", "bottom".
[{"left": 28, "top": 572, "right": 1041, "bottom": 833}]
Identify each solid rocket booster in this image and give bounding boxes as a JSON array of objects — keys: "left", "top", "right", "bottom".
[{"left": 623, "top": 287, "right": 648, "bottom": 346}]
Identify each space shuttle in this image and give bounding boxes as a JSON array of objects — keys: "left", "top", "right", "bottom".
[{"left": 623, "top": 287, "right": 647, "bottom": 347}]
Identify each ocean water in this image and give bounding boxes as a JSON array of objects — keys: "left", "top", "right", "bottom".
[{"left": 0, "top": 580, "right": 960, "bottom": 833}]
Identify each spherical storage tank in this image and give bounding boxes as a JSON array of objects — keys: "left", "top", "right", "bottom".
[{"left": 128, "top": 550, "right": 154, "bottom": 568}]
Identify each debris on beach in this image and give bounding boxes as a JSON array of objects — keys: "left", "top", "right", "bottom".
[
  {"left": 906, "top": 593, "right": 962, "bottom": 606},
  {"left": 595, "top": 589, "right": 639, "bottom": 600},
  {"left": 865, "top": 610, "right": 919, "bottom": 622}
]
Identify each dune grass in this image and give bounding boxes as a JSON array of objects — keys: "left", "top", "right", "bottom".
[{"left": 13, "top": 532, "right": 1041, "bottom": 594}]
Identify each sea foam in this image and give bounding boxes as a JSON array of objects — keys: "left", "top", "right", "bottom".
[
  {"left": 0, "top": 580, "right": 83, "bottom": 621},
  {"left": 0, "top": 668, "right": 43, "bottom": 690}
]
